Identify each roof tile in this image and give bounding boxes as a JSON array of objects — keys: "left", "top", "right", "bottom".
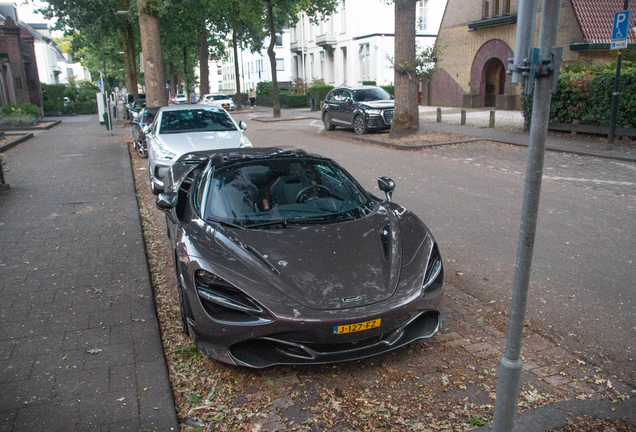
[{"left": 571, "top": 0, "right": 636, "bottom": 43}]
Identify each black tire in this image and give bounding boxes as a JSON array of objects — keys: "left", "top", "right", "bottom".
[
  {"left": 177, "top": 285, "right": 190, "bottom": 335},
  {"left": 135, "top": 138, "right": 148, "bottom": 158},
  {"left": 353, "top": 115, "right": 368, "bottom": 135},
  {"left": 323, "top": 112, "right": 336, "bottom": 131}
]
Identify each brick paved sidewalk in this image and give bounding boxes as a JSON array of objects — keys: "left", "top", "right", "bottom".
[{"left": 0, "top": 116, "right": 178, "bottom": 431}]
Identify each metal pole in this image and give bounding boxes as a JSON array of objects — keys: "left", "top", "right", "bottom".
[
  {"left": 608, "top": 0, "right": 629, "bottom": 147},
  {"left": 492, "top": 0, "right": 562, "bottom": 430},
  {"left": 301, "top": 13, "right": 306, "bottom": 93},
  {"left": 99, "top": 15, "right": 113, "bottom": 135},
  {"left": 510, "top": 0, "right": 538, "bottom": 83}
]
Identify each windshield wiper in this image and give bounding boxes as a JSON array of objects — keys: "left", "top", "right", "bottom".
[
  {"left": 243, "top": 217, "right": 327, "bottom": 229},
  {"left": 243, "top": 219, "right": 288, "bottom": 228},
  {"left": 206, "top": 217, "right": 245, "bottom": 230}
]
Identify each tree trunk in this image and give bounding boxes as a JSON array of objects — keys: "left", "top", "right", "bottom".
[
  {"left": 390, "top": 0, "right": 419, "bottom": 137},
  {"left": 232, "top": 29, "right": 242, "bottom": 110},
  {"left": 137, "top": 0, "right": 168, "bottom": 106},
  {"left": 120, "top": 0, "right": 138, "bottom": 99},
  {"left": 198, "top": 32, "right": 210, "bottom": 97},
  {"left": 183, "top": 46, "right": 189, "bottom": 95},
  {"left": 169, "top": 62, "right": 177, "bottom": 98},
  {"left": 265, "top": 0, "right": 280, "bottom": 118}
]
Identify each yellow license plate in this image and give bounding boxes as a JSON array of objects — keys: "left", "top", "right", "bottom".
[
  {"left": 222, "top": 104, "right": 230, "bottom": 108},
  {"left": 334, "top": 319, "right": 381, "bottom": 334}
]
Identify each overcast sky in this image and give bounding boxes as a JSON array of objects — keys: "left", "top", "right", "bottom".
[{"left": 16, "top": 1, "right": 50, "bottom": 24}]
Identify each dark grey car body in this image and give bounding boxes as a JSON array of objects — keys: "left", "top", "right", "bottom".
[
  {"left": 322, "top": 86, "right": 394, "bottom": 135},
  {"left": 156, "top": 148, "right": 444, "bottom": 368}
]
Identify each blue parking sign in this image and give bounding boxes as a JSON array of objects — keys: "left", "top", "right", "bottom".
[{"left": 612, "top": 10, "right": 631, "bottom": 40}]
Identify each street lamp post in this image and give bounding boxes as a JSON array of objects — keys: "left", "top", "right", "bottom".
[{"left": 99, "top": 10, "right": 130, "bottom": 136}]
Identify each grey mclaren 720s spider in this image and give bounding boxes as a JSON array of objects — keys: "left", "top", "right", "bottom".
[{"left": 155, "top": 147, "right": 445, "bottom": 368}]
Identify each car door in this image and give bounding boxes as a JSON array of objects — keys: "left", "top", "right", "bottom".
[
  {"left": 328, "top": 89, "right": 348, "bottom": 124},
  {"left": 340, "top": 89, "right": 356, "bottom": 126}
]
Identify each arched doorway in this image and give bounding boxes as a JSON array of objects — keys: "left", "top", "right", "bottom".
[
  {"left": 469, "top": 39, "right": 514, "bottom": 108},
  {"left": 483, "top": 58, "right": 506, "bottom": 107}
]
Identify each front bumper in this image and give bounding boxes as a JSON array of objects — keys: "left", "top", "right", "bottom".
[{"left": 184, "top": 266, "right": 445, "bottom": 368}]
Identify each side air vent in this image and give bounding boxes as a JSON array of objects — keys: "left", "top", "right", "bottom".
[{"left": 379, "top": 225, "right": 391, "bottom": 261}]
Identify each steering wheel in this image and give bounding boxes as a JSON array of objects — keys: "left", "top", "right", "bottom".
[{"left": 295, "top": 185, "right": 333, "bottom": 203}]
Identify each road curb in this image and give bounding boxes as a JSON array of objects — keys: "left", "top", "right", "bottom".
[
  {"left": 351, "top": 134, "right": 636, "bottom": 162},
  {"left": 352, "top": 135, "right": 483, "bottom": 150},
  {"left": 486, "top": 139, "right": 636, "bottom": 163},
  {"left": 0, "top": 120, "right": 61, "bottom": 132},
  {"left": 470, "top": 397, "right": 636, "bottom": 431},
  {"left": 121, "top": 141, "right": 180, "bottom": 431},
  {"left": 0, "top": 133, "right": 34, "bottom": 152}
]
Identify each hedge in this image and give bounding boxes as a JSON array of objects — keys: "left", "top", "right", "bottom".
[
  {"left": 380, "top": 85, "right": 395, "bottom": 95},
  {"left": 522, "top": 63, "right": 636, "bottom": 128},
  {"left": 309, "top": 85, "right": 334, "bottom": 104},
  {"left": 255, "top": 93, "right": 310, "bottom": 108}
]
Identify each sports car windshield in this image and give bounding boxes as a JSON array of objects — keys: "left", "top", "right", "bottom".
[
  {"left": 352, "top": 88, "right": 392, "bottom": 102},
  {"left": 202, "top": 158, "right": 373, "bottom": 226},
  {"left": 159, "top": 109, "right": 237, "bottom": 134}
]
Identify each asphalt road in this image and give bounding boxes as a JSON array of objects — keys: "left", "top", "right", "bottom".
[{"left": 236, "top": 111, "right": 635, "bottom": 384}]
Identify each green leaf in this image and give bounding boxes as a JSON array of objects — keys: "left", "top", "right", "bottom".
[{"left": 87, "top": 348, "right": 103, "bottom": 354}]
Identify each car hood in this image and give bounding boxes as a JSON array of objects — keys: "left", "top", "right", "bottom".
[
  {"left": 214, "top": 209, "right": 403, "bottom": 310},
  {"left": 158, "top": 131, "right": 243, "bottom": 153},
  {"left": 360, "top": 100, "right": 394, "bottom": 110}
]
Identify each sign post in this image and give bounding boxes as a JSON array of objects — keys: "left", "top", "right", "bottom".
[{"left": 608, "top": 3, "right": 631, "bottom": 146}]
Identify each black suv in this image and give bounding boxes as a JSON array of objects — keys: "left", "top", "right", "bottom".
[{"left": 322, "top": 86, "right": 394, "bottom": 135}]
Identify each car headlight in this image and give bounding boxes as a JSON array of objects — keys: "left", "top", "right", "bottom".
[
  {"left": 239, "top": 135, "right": 252, "bottom": 148},
  {"left": 366, "top": 109, "right": 382, "bottom": 115},
  {"left": 152, "top": 141, "right": 176, "bottom": 161}
]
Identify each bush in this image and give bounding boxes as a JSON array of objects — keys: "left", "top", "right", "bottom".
[
  {"left": 2, "top": 103, "right": 39, "bottom": 116},
  {"left": 256, "top": 81, "right": 273, "bottom": 98},
  {"left": 362, "top": 80, "right": 377, "bottom": 85},
  {"left": 309, "top": 84, "right": 334, "bottom": 104},
  {"left": 42, "top": 84, "right": 66, "bottom": 101},
  {"left": 380, "top": 85, "right": 394, "bottom": 95},
  {"left": 284, "top": 94, "right": 310, "bottom": 108},
  {"left": 522, "top": 61, "right": 636, "bottom": 128}
]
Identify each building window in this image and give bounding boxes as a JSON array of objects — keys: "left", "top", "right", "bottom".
[
  {"left": 358, "top": 43, "right": 370, "bottom": 81},
  {"left": 484, "top": 0, "right": 490, "bottom": 18},
  {"left": 340, "top": 0, "right": 346, "bottom": 33},
  {"left": 276, "top": 34, "right": 283, "bottom": 47},
  {"left": 417, "top": 0, "right": 428, "bottom": 31},
  {"left": 276, "top": 58, "right": 284, "bottom": 71},
  {"left": 67, "top": 68, "right": 73, "bottom": 77},
  {"left": 217, "top": 65, "right": 222, "bottom": 75},
  {"left": 15, "top": 77, "right": 22, "bottom": 89}
]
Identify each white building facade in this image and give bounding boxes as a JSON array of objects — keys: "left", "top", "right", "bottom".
[
  {"left": 28, "top": 22, "right": 90, "bottom": 85},
  {"left": 290, "top": 0, "right": 446, "bottom": 87}
]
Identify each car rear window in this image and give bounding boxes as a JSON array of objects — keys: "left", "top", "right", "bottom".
[{"left": 159, "top": 109, "right": 237, "bottom": 134}]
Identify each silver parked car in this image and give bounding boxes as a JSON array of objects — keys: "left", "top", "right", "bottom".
[{"left": 147, "top": 105, "right": 252, "bottom": 194}]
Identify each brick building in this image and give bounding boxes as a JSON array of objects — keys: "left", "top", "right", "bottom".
[
  {"left": 0, "top": 14, "right": 44, "bottom": 115},
  {"left": 428, "top": 0, "right": 636, "bottom": 109}
]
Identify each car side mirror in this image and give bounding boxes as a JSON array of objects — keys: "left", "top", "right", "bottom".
[
  {"left": 390, "top": 94, "right": 394, "bottom": 100},
  {"left": 142, "top": 125, "right": 150, "bottom": 134},
  {"left": 239, "top": 121, "right": 247, "bottom": 130},
  {"left": 377, "top": 176, "right": 395, "bottom": 202},
  {"left": 156, "top": 192, "right": 178, "bottom": 211}
]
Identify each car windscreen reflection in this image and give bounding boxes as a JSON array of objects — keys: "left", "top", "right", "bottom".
[
  {"left": 160, "top": 109, "right": 236, "bottom": 134},
  {"left": 203, "top": 159, "right": 373, "bottom": 227}
]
